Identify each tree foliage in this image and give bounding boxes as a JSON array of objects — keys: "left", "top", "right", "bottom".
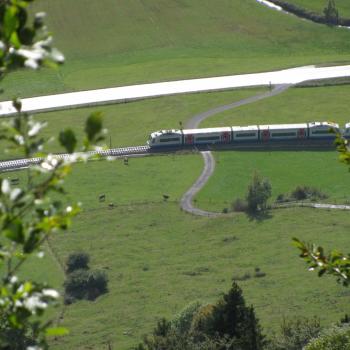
[
  {"left": 246, "top": 172, "right": 271, "bottom": 213},
  {"left": 66, "top": 252, "right": 90, "bottom": 273},
  {"left": 136, "top": 282, "right": 265, "bottom": 350},
  {"left": 304, "top": 325, "right": 350, "bottom": 350},
  {"left": 267, "top": 317, "right": 321, "bottom": 350},
  {"left": 323, "top": 0, "right": 339, "bottom": 25}
]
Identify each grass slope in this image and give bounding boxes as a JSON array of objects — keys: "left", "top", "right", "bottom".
[
  {"left": 2, "top": 0, "right": 350, "bottom": 99},
  {"left": 11, "top": 156, "right": 350, "bottom": 349},
  {"left": 200, "top": 85, "right": 350, "bottom": 128},
  {"left": 195, "top": 151, "right": 350, "bottom": 212}
]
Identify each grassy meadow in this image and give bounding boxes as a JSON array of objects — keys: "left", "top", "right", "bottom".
[
  {"left": 2, "top": 0, "right": 350, "bottom": 99},
  {"left": 195, "top": 150, "right": 350, "bottom": 212},
  {"left": 200, "top": 85, "right": 350, "bottom": 128},
  {"left": 9, "top": 157, "right": 350, "bottom": 349},
  {"left": 3, "top": 0, "right": 350, "bottom": 349}
]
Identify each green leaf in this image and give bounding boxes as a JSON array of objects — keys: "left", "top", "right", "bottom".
[
  {"left": 45, "top": 327, "right": 70, "bottom": 336},
  {"left": 85, "top": 112, "right": 103, "bottom": 142},
  {"left": 4, "top": 6, "right": 19, "bottom": 39},
  {"left": 59, "top": 129, "right": 77, "bottom": 154},
  {"left": 4, "top": 219, "right": 24, "bottom": 243}
]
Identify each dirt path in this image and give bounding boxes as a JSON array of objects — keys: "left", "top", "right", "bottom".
[{"left": 180, "top": 84, "right": 292, "bottom": 216}]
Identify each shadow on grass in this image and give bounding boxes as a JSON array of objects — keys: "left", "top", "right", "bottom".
[{"left": 246, "top": 209, "right": 272, "bottom": 222}]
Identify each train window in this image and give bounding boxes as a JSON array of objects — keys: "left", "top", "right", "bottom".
[
  {"left": 159, "top": 138, "right": 180, "bottom": 142},
  {"left": 311, "top": 130, "right": 331, "bottom": 134},
  {"left": 196, "top": 136, "right": 221, "bottom": 141},
  {"left": 271, "top": 132, "right": 296, "bottom": 137},
  {"left": 235, "top": 133, "right": 256, "bottom": 137}
]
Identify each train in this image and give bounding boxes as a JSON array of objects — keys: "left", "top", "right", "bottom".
[{"left": 147, "top": 121, "right": 350, "bottom": 147}]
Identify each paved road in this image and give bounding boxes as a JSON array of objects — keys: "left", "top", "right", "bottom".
[
  {"left": 1, "top": 65, "right": 350, "bottom": 116},
  {"left": 180, "top": 84, "right": 291, "bottom": 216}
]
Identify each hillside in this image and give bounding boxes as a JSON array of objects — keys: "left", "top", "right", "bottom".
[
  {"left": 5, "top": 1, "right": 350, "bottom": 349},
  {"left": 2, "top": 0, "right": 350, "bottom": 99}
]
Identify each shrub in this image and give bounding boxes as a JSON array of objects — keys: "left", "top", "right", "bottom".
[
  {"left": 254, "top": 267, "right": 266, "bottom": 278},
  {"left": 232, "top": 198, "right": 248, "bottom": 212},
  {"left": 290, "top": 186, "right": 327, "bottom": 201},
  {"left": 64, "top": 269, "right": 108, "bottom": 304},
  {"left": 246, "top": 173, "right": 271, "bottom": 213},
  {"left": 172, "top": 301, "right": 203, "bottom": 335},
  {"left": 304, "top": 325, "right": 350, "bottom": 350},
  {"left": 66, "top": 252, "right": 90, "bottom": 273},
  {"left": 267, "top": 317, "right": 321, "bottom": 350}
]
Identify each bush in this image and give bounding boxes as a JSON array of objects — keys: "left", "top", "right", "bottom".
[
  {"left": 66, "top": 252, "right": 90, "bottom": 273},
  {"left": 232, "top": 198, "right": 248, "bottom": 212},
  {"left": 64, "top": 269, "right": 108, "bottom": 304},
  {"left": 267, "top": 317, "right": 321, "bottom": 350},
  {"left": 304, "top": 325, "right": 350, "bottom": 350},
  {"left": 172, "top": 301, "right": 203, "bottom": 335},
  {"left": 290, "top": 186, "right": 327, "bottom": 201}
]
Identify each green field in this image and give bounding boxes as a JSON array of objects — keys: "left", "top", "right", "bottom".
[
  {"left": 200, "top": 85, "right": 350, "bottom": 128},
  {"left": 287, "top": 0, "right": 350, "bottom": 17},
  {"left": 8, "top": 157, "right": 348, "bottom": 350},
  {"left": 2, "top": 0, "right": 350, "bottom": 100},
  {"left": 195, "top": 151, "right": 350, "bottom": 212},
  {"left": 4, "top": 0, "right": 350, "bottom": 349}
]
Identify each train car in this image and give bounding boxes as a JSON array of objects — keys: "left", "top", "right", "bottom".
[
  {"left": 147, "top": 129, "right": 183, "bottom": 147},
  {"left": 343, "top": 123, "right": 350, "bottom": 139},
  {"left": 258, "top": 123, "right": 308, "bottom": 141},
  {"left": 182, "top": 127, "right": 232, "bottom": 145},
  {"left": 308, "top": 122, "right": 339, "bottom": 139},
  {"left": 232, "top": 125, "right": 259, "bottom": 142},
  {"left": 147, "top": 121, "right": 343, "bottom": 148}
]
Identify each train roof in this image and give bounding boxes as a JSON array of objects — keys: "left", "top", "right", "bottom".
[
  {"left": 308, "top": 121, "right": 339, "bottom": 129},
  {"left": 150, "top": 129, "right": 182, "bottom": 137},
  {"left": 232, "top": 125, "right": 258, "bottom": 132},
  {"left": 183, "top": 127, "right": 231, "bottom": 135},
  {"left": 259, "top": 123, "right": 308, "bottom": 130}
]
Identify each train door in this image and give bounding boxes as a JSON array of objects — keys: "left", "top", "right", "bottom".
[
  {"left": 185, "top": 134, "right": 194, "bottom": 145},
  {"left": 298, "top": 128, "right": 306, "bottom": 139},
  {"left": 261, "top": 129, "right": 270, "bottom": 141},
  {"left": 221, "top": 131, "right": 230, "bottom": 144}
]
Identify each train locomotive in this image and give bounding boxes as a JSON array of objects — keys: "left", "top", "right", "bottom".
[{"left": 148, "top": 121, "right": 348, "bottom": 147}]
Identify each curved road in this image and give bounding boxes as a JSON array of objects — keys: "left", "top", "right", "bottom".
[{"left": 180, "top": 84, "right": 291, "bottom": 216}]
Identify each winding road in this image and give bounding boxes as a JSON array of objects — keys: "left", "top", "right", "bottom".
[{"left": 180, "top": 84, "right": 292, "bottom": 216}]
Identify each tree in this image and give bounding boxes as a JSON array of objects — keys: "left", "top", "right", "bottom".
[
  {"left": 246, "top": 172, "right": 272, "bottom": 213},
  {"left": 136, "top": 282, "right": 265, "bottom": 350},
  {"left": 324, "top": 0, "right": 339, "bottom": 25},
  {"left": 208, "top": 281, "right": 266, "bottom": 350},
  {"left": 0, "top": 1, "right": 106, "bottom": 348}
]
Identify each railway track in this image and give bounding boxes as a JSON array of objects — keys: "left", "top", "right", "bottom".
[
  {"left": 0, "top": 140, "right": 336, "bottom": 172},
  {"left": 0, "top": 145, "right": 150, "bottom": 172}
]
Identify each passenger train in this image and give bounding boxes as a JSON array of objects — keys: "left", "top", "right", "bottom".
[{"left": 148, "top": 122, "right": 350, "bottom": 147}]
